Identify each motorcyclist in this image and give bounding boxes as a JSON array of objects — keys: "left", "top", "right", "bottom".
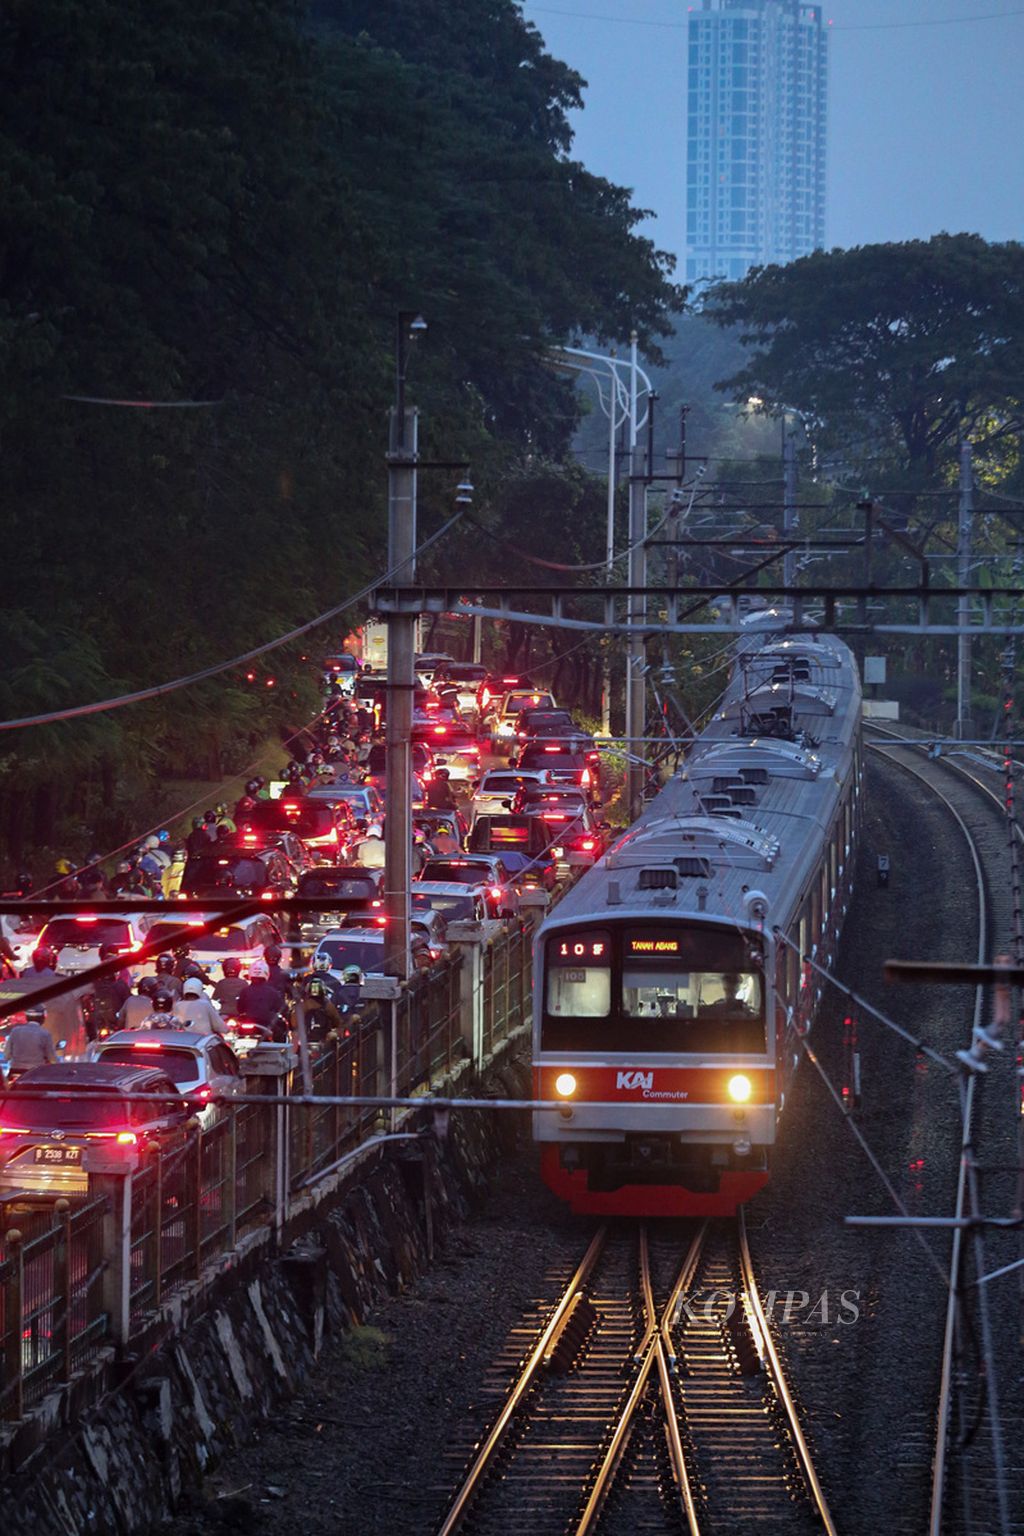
[
  {"left": 21, "top": 944, "right": 59, "bottom": 983},
  {"left": 336, "top": 962, "right": 365, "bottom": 1015},
  {"left": 119, "top": 975, "right": 162, "bottom": 1030},
  {"left": 4, "top": 1006, "right": 57, "bottom": 1074},
  {"left": 424, "top": 768, "right": 458, "bottom": 811},
  {"left": 354, "top": 821, "right": 386, "bottom": 870},
  {"left": 211, "top": 957, "right": 246, "bottom": 1018},
  {"left": 294, "top": 956, "right": 346, "bottom": 1041},
  {"left": 186, "top": 817, "right": 210, "bottom": 857},
  {"left": 53, "top": 859, "right": 81, "bottom": 901},
  {"left": 263, "top": 943, "right": 291, "bottom": 1002},
  {"left": 237, "top": 960, "right": 287, "bottom": 1037},
  {"left": 86, "top": 944, "right": 132, "bottom": 1040},
  {"left": 173, "top": 977, "right": 226, "bottom": 1037},
  {"left": 78, "top": 856, "right": 110, "bottom": 899},
  {"left": 154, "top": 953, "right": 184, "bottom": 1000},
  {"left": 136, "top": 987, "right": 179, "bottom": 1031},
  {"left": 214, "top": 804, "right": 236, "bottom": 834},
  {"left": 430, "top": 820, "right": 461, "bottom": 857}
]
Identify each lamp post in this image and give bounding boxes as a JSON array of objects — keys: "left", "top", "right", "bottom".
[
  {"left": 384, "top": 312, "right": 426, "bottom": 981},
  {"left": 547, "top": 338, "right": 653, "bottom": 735}
]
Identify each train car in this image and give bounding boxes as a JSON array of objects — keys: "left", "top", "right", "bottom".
[{"left": 533, "top": 616, "right": 863, "bottom": 1217}]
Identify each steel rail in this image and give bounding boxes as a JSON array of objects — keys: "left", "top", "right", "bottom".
[
  {"left": 737, "top": 1209, "right": 839, "bottom": 1535},
  {"left": 435, "top": 1224, "right": 608, "bottom": 1536},
  {"left": 576, "top": 1223, "right": 700, "bottom": 1536},
  {"left": 865, "top": 730, "right": 990, "bottom": 1536}
]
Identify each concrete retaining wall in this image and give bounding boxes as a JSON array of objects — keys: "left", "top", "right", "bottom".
[{"left": 1, "top": 1061, "right": 530, "bottom": 1536}]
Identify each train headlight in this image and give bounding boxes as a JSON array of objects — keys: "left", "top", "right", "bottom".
[
  {"left": 554, "top": 1072, "right": 577, "bottom": 1098},
  {"left": 727, "top": 1074, "right": 752, "bottom": 1104}
]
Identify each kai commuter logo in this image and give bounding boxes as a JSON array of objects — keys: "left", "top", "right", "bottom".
[{"left": 616, "top": 1070, "right": 653, "bottom": 1092}]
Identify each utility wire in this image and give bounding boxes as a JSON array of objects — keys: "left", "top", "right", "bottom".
[
  {"left": 0, "top": 507, "right": 469, "bottom": 732},
  {"left": 526, "top": 3, "right": 1024, "bottom": 30}
]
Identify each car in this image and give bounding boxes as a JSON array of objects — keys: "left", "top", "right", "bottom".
[
  {"left": 142, "top": 912, "right": 284, "bottom": 979},
  {"left": 481, "top": 848, "right": 558, "bottom": 903},
  {"left": 322, "top": 653, "right": 361, "bottom": 694},
  {"left": 432, "top": 660, "right": 487, "bottom": 714},
  {"left": 514, "top": 740, "right": 600, "bottom": 799},
  {"left": 85, "top": 1030, "right": 243, "bottom": 1128},
  {"left": 414, "top": 807, "right": 471, "bottom": 847},
  {"left": 0, "top": 1062, "right": 192, "bottom": 1202},
  {"left": 361, "top": 741, "right": 435, "bottom": 798},
  {"left": 287, "top": 867, "right": 384, "bottom": 943},
  {"left": 305, "top": 782, "right": 384, "bottom": 828},
  {"left": 429, "top": 728, "right": 484, "bottom": 785},
  {"left": 413, "top": 652, "right": 456, "bottom": 687},
  {"left": 178, "top": 847, "right": 295, "bottom": 899},
  {"left": 233, "top": 825, "right": 316, "bottom": 876},
  {"left": 34, "top": 913, "right": 156, "bottom": 978},
  {"left": 1, "top": 912, "right": 46, "bottom": 973},
  {"left": 415, "top": 856, "right": 520, "bottom": 918},
  {"left": 469, "top": 769, "right": 553, "bottom": 824},
  {"left": 411, "top": 882, "right": 490, "bottom": 926},
  {"left": 466, "top": 815, "right": 560, "bottom": 887},
  {"left": 514, "top": 707, "right": 578, "bottom": 743},
  {"left": 476, "top": 672, "right": 534, "bottom": 721},
  {"left": 336, "top": 909, "right": 449, "bottom": 962},
  {"left": 491, "top": 690, "right": 557, "bottom": 751},
  {"left": 238, "top": 796, "right": 358, "bottom": 862},
  {"left": 311, "top": 928, "right": 391, "bottom": 978}
]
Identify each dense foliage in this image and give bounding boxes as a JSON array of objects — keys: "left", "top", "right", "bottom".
[{"left": 0, "top": 0, "right": 681, "bottom": 857}]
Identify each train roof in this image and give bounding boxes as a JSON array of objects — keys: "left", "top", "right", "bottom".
[{"left": 546, "top": 627, "right": 862, "bottom": 940}]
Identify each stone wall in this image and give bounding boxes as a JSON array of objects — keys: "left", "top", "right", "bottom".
[{"left": 1, "top": 1061, "right": 530, "bottom": 1536}]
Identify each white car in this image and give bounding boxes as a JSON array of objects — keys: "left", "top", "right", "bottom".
[
  {"left": 142, "top": 912, "right": 285, "bottom": 980},
  {"left": 470, "top": 769, "right": 553, "bottom": 825},
  {"left": 491, "top": 690, "right": 556, "bottom": 749},
  {"left": 35, "top": 913, "right": 156, "bottom": 978},
  {"left": 85, "top": 1029, "right": 243, "bottom": 1129},
  {"left": 312, "top": 928, "right": 390, "bottom": 979}
]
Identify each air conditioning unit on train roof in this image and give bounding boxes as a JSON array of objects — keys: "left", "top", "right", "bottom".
[
  {"left": 683, "top": 739, "right": 821, "bottom": 781},
  {"left": 607, "top": 815, "right": 779, "bottom": 872}
]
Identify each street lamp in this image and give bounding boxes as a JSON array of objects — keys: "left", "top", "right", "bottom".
[{"left": 395, "top": 312, "right": 427, "bottom": 451}]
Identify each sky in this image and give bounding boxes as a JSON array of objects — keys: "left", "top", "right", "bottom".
[{"left": 518, "top": 0, "right": 1024, "bottom": 266}]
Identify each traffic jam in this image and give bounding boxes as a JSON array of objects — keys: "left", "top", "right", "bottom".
[{"left": 0, "top": 641, "right": 615, "bottom": 1204}]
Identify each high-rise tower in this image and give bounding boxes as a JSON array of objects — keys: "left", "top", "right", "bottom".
[{"left": 686, "top": 0, "right": 828, "bottom": 282}]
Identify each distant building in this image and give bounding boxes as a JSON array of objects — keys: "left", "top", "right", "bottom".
[{"left": 686, "top": 0, "right": 828, "bottom": 283}]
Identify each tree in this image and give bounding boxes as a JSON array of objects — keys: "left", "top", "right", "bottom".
[{"left": 704, "top": 235, "right": 1024, "bottom": 487}]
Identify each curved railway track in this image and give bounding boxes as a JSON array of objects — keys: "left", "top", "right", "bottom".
[
  {"left": 865, "top": 725, "right": 1020, "bottom": 1536},
  {"left": 436, "top": 1217, "right": 836, "bottom": 1536}
]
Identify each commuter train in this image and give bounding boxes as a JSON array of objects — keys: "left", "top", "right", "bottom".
[{"left": 533, "top": 613, "right": 863, "bottom": 1216}]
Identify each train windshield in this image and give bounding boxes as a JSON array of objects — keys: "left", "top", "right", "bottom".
[{"left": 543, "top": 924, "right": 766, "bottom": 1053}]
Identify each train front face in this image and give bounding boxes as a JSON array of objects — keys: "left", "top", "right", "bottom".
[{"left": 533, "top": 916, "right": 775, "bottom": 1217}]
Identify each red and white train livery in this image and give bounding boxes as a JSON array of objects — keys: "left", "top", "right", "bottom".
[{"left": 533, "top": 619, "right": 863, "bottom": 1217}]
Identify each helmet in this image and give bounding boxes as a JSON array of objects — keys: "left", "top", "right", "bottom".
[
  {"left": 436, "top": 822, "right": 453, "bottom": 836},
  {"left": 318, "top": 764, "right": 334, "bottom": 779},
  {"left": 156, "top": 954, "right": 175, "bottom": 974},
  {"left": 245, "top": 778, "right": 262, "bottom": 797},
  {"left": 191, "top": 818, "right": 203, "bottom": 831},
  {"left": 203, "top": 810, "right": 218, "bottom": 825},
  {"left": 138, "top": 976, "right": 160, "bottom": 999},
  {"left": 264, "top": 944, "right": 282, "bottom": 966},
  {"left": 435, "top": 768, "right": 450, "bottom": 781},
  {"left": 235, "top": 796, "right": 256, "bottom": 815},
  {"left": 98, "top": 944, "right": 120, "bottom": 962},
  {"left": 24, "top": 1005, "right": 46, "bottom": 1023},
  {"left": 32, "top": 946, "right": 56, "bottom": 970},
  {"left": 116, "top": 861, "right": 132, "bottom": 875},
  {"left": 182, "top": 977, "right": 204, "bottom": 999},
  {"left": 15, "top": 872, "right": 32, "bottom": 890},
  {"left": 248, "top": 959, "right": 269, "bottom": 981},
  {"left": 366, "top": 822, "right": 383, "bottom": 839},
  {"left": 157, "top": 829, "right": 170, "bottom": 843},
  {"left": 184, "top": 962, "right": 206, "bottom": 981},
  {"left": 222, "top": 957, "right": 242, "bottom": 978},
  {"left": 144, "top": 836, "right": 160, "bottom": 851},
  {"left": 340, "top": 965, "right": 364, "bottom": 985},
  {"left": 214, "top": 804, "right": 228, "bottom": 819},
  {"left": 151, "top": 989, "right": 175, "bottom": 1013},
  {"left": 55, "top": 858, "right": 74, "bottom": 876},
  {"left": 312, "top": 953, "right": 332, "bottom": 972}
]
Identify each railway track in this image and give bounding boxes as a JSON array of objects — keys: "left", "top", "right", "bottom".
[
  {"left": 436, "top": 1218, "right": 836, "bottom": 1536},
  {"left": 865, "top": 726, "right": 1022, "bottom": 1536}
]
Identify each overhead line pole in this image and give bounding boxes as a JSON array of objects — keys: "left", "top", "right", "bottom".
[{"left": 957, "top": 441, "right": 974, "bottom": 740}]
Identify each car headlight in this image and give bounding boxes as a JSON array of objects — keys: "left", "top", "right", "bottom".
[
  {"left": 727, "top": 1074, "right": 752, "bottom": 1103},
  {"left": 554, "top": 1072, "right": 577, "bottom": 1098}
]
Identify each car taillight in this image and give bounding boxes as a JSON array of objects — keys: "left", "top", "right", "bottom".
[
  {"left": 579, "top": 838, "right": 596, "bottom": 851},
  {"left": 481, "top": 688, "right": 491, "bottom": 707},
  {"left": 489, "top": 886, "right": 502, "bottom": 900},
  {"left": 195, "top": 1087, "right": 212, "bottom": 1103},
  {"left": 581, "top": 768, "right": 592, "bottom": 786},
  {"left": 434, "top": 726, "right": 446, "bottom": 736},
  {"left": 132, "top": 1041, "right": 163, "bottom": 1050},
  {"left": 543, "top": 745, "right": 560, "bottom": 753},
  {"left": 260, "top": 891, "right": 275, "bottom": 901},
  {"left": 242, "top": 833, "right": 258, "bottom": 845},
  {"left": 327, "top": 828, "right": 339, "bottom": 843},
  {"left": 116, "top": 1132, "right": 137, "bottom": 1146},
  {"left": 74, "top": 916, "right": 99, "bottom": 925}
]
